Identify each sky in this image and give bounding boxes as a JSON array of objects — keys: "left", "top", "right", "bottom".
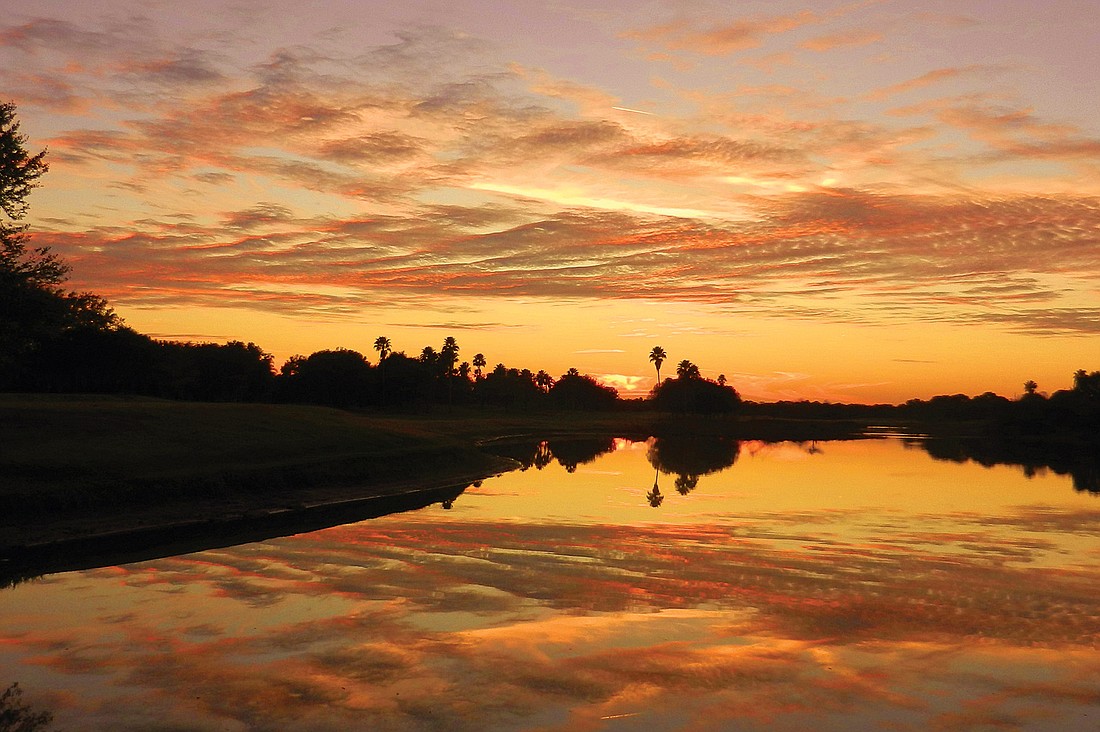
[{"left": 2, "top": 0, "right": 1098, "bottom": 402}]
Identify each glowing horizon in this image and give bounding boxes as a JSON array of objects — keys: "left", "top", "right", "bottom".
[{"left": 3, "top": 0, "right": 1098, "bottom": 403}]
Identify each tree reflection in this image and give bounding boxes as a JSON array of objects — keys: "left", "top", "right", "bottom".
[
  {"left": 646, "top": 436, "right": 740, "bottom": 502},
  {"left": 485, "top": 438, "right": 615, "bottom": 473},
  {"left": 547, "top": 437, "right": 616, "bottom": 473},
  {"left": 646, "top": 485, "right": 664, "bottom": 507},
  {"left": 911, "top": 437, "right": 1099, "bottom": 493},
  {"left": 674, "top": 475, "right": 699, "bottom": 495},
  {"left": 0, "top": 683, "right": 53, "bottom": 732}
]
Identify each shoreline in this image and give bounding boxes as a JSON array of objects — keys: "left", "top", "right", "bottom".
[
  {"left": 1, "top": 458, "right": 517, "bottom": 588},
  {"left": 4, "top": 395, "right": 1095, "bottom": 584}
]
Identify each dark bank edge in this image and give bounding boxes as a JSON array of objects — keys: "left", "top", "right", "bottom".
[{"left": 0, "top": 458, "right": 518, "bottom": 588}]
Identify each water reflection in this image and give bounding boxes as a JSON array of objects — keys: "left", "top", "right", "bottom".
[
  {"left": 2, "top": 438, "right": 1098, "bottom": 731},
  {"left": 487, "top": 436, "right": 616, "bottom": 473},
  {"left": 910, "top": 436, "right": 1100, "bottom": 493},
  {"left": 646, "top": 436, "right": 741, "bottom": 505}
]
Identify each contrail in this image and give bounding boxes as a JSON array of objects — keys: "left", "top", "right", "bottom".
[{"left": 612, "top": 106, "right": 655, "bottom": 115}]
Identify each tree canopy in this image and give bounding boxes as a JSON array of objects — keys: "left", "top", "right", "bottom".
[{"left": 1, "top": 102, "right": 120, "bottom": 387}]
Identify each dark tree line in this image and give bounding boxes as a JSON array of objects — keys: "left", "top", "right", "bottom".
[{"left": 740, "top": 372, "right": 1100, "bottom": 437}]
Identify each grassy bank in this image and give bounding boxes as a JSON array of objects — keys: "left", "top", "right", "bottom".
[{"left": 1, "top": 395, "right": 508, "bottom": 548}]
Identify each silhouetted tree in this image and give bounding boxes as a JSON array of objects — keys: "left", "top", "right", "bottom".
[
  {"left": 1073, "top": 369, "right": 1100, "bottom": 398},
  {"left": 548, "top": 371, "right": 619, "bottom": 410},
  {"left": 472, "top": 352, "right": 486, "bottom": 380},
  {"left": 441, "top": 337, "right": 459, "bottom": 374},
  {"left": 649, "top": 345, "right": 667, "bottom": 384},
  {"left": 1, "top": 102, "right": 121, "bottom": 387},
  {"left": 535, "top": 370, "right": 554, "bottom": 393},
  {"left": 474, "top": 363, "right": 541, "bottom": 409},
  {"left": 169, "top": 340, "right": 274, "bottom": 401},
  {"left": 0, "top": 683, "right": 53, "bottom": 732},
  {"left": 717, "top": 374, "right": 726, "bottom": 387},
  {"left": 1023, "top": 379, "right": 1038, "bottom": 396},
  {"left": 441, "top": 336, "right": 459, "bottom": 405},
  {"left": 373, "top": 335, "right": 392, "bottom": 405},
  {"left": 651, "top": 374, "right": 741, "bottom": 414},
  {"left": 373, "top": 351, "right": 434, "bottom": 407},
  {"left": 17, "top": 323, "right": 160, "bottom": 394},
  {"left": 277, "top": 348, "right": 371, "bottom": 407},
  {"left": 373, "top": 335, "right": 391, "bottom": 361},
  {"left": 675, "top": 359, "right": 701, "bottom": 379}
]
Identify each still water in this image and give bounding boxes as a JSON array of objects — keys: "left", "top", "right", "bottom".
[{"left": 2, "top": 437, "right": 1098, "bottom": 731}]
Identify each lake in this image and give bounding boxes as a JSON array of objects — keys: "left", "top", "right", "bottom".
[{"left": 2, "top": 436, "right": 1098, "bottom": 731}]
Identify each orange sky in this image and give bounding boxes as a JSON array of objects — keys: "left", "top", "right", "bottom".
[{"left": 2, "top": 0, "right": 1098, "bottom": 402}]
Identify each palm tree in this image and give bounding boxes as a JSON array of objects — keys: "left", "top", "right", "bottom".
[
  {"left": 373, "top": 336, "right": 391, "bottom": 406},
  {"left": 472, "top": 353, "right": 486, "bottom": 380},
  {"left": 441, "top": 337, "right": 459, "bottom": 376},
  {"left": 717, "top": 374, "right": 726, "bottom": 387},
  {"left": 373, "top": 336, "right": 391, "bottom": 361},
  {"left": 676, "top": 359, "right": 700, "bottom": 379},
  {"left": 440, "top": 337, "right": 459, "bottom": 406},
  {"left": 649, "top": 346, "right": 667, "bottom": 385},
  {"left": 535, "top": 370, "right": 554, "bottom": 393},
  {"left": 1024, "top": 379, "right": 1038, "bottom": 396}
]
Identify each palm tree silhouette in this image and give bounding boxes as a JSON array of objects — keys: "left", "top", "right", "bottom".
[
  {"left": 649, "top": 346, "right": 667, "bottom": 385},
  {"left": 647, "top": 466, "right": 664, "bottom": 506},
  {"left": 676, "top": 359, "right": 700, "bottom": 379},
  {"left": 472, "top": 353, "right": 486, "bottom": 380},
  {"left": 535, "top": 370, "right": 554, "bottom": 393},
  {"left": 441, "top": 337, "right": 459, "bottom": 406},
  {"left": 646, "top": 485, "right": 664, "bottom": 507},
  {"left": 373, "top": 336, "right": 391, "bottom": 406},
  {"left": 373, "top": 336, "right": 391, "bottom": 361}
]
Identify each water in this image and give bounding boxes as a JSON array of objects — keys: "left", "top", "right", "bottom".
[{"left": 2, "top": 437, "right": 1098, "bottom": 731}]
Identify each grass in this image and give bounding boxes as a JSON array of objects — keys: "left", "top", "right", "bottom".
[{"left": 1, "top": 394, "right": 497, "bottom": 515}]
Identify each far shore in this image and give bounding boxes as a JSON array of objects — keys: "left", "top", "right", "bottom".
[{"left": 3, "top": 393, "right": 1094, "bottom": 585}]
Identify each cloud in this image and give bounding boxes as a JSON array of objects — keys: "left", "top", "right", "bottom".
[
  {"left": 800, "top": 28, "right": 882, "bottom": 52},
  {"left": 34, "top": 187, "right": 1100, "bottom": 335},
  {"left": 867, "top": 65, "right": 1000, "bottom": 102},
  {"left": 625, "top": 11, "right": 820, "bottom": 56}
]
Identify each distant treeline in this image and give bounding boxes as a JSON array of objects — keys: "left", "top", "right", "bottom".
[
  {"left": 1, "top": 324, "right": 633, "bottom": 411},
  {"left": 743, "top": 378, "right": 1100, "bottom": 437},
  {"left": 3, "top": 314, "right": 1099, "bottom": 436}
]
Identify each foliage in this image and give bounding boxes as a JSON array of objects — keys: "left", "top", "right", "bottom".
[
  {"left": 0, "top": 683, "right": 53, "bottom": 732},
  {"left": 1, "top": 102, "right": 121, "bottom": 387},
  {"left": 649, "top": 345, "right": 667, "bottom": 381},
  {"left": 547, "top": 371, "right": 619, "bottom": 410},
  {"left": 651, "top": 374, "right": 742, "bottom": 414},
  {"left": 647, "top": 436, "right": 740, "bottom": 477},
  {"left": 277, "top": 348, "right": 371, "bottom": 407}
]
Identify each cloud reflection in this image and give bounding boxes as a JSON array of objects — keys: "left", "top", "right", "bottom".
[{"left": 4, "top": 503, "right": 1097, "bottom": 730}]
